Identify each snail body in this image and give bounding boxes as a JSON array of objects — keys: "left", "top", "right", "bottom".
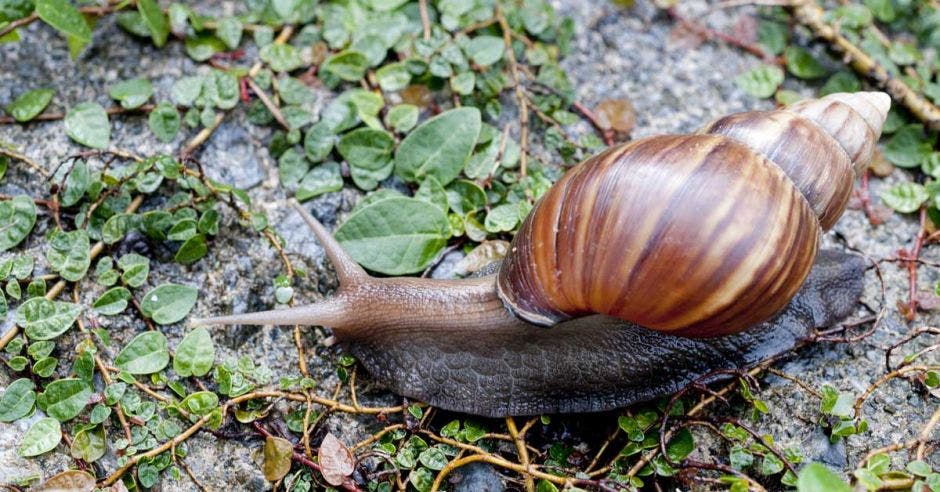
[{"left": 195, "top": 92, "right": 888, "bottom": 416}]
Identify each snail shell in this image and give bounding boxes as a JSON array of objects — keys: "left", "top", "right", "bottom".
[{"left": 497, "top": 92, "right": 889, "bottom": 337}]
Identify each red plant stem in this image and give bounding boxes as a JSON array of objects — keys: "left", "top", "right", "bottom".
[
  {"left": 857, "top": 169, "right": 883, "bottom": 225},
  {"left": 239, "top": 77, "right": 251, "bottom": 103},
  {"left": 666, "top": 7, "right": 779, "bottom": 63},
  {"left": 903, "top": 207, "right": 927, "bottom": 320}
]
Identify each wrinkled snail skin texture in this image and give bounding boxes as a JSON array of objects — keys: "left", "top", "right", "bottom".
[
  {"left": 192, "top": 91, "right": 888, "bottom": 417},
  {"left": 348, "top": 250, "right": 864, "bottom": 417},
  {"left": 497, "top": 91, "right": 889, "bottom": 337}
]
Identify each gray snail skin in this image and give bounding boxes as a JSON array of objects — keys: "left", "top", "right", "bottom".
[{"left": 193, "top": 92, "right": 888, "bottom": 417}]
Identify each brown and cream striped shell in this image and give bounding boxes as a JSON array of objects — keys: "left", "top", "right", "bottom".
[{"left": 496, "top": 92, "right": 890, "bottom": 338}]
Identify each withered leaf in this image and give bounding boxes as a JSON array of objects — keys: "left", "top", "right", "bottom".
[
  {"left": 263, "top": 435, "right": 293, "bottom": 482},
  {"left": 318, "top": 433, "right": 354, "bottom": 486},
  {"left": 36, "top": 470, "right": 96, "bottom": 491}
]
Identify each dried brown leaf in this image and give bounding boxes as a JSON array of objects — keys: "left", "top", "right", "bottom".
[
  {"left": 595, "top": 98, "right": 636, "bottom": 134},
  {"left": 36, "top": 470, "right": 96, "bottom": 492},
  {"left": 263, "top": 435, "right": 294, "bottom": 482},
  {"left": 318, "top": 433, "right": 354, "bottom": 486}
]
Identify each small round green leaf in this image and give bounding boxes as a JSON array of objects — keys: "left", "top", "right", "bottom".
[
  {"left": 115, "top": 331, "right": 169, "bottom": 374},
  {"left": 0, "top": 195, "right": 37, "bottom": 252},
  {"left": 148, "top": 102, "right": 181, "bottom": 143},
  {"left": 174, "top": 327, "right": 215, "bottom": 377}
]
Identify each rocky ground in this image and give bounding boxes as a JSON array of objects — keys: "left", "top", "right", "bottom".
[{"left": 0, "top": 0, "right": 937, "bottom": 490}]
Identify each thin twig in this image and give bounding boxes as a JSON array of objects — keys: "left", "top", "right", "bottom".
[
  {"left": 791, "top": 0, "right": 940, "bottom": 130},
  {"left": 496, "top": 6, "right": 529, "bottom": 178}
]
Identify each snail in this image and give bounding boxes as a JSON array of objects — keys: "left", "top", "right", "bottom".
[{"left": 193, "top": 92, "right": 888, "bottom": 417}]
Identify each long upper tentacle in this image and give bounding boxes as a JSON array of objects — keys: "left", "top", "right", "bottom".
[{"left": 192, "top": 200, "right": 368, "bottom": 327}]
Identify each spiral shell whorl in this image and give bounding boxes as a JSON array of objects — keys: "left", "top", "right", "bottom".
[{"left": 497, "top": 92, "right": 889, "bottom": 338}]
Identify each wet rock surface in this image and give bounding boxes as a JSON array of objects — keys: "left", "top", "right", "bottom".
[{"left": 0, "top": 0, "right": 937, "bottom": 489}]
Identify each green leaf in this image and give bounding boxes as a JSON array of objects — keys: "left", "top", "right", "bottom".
[
  {"left": 148, "top": 102, "right": 180, "bottom": 143},
  {"left": 115, "top": 331, "right": 169, "bottom": 374},
  {"left": 5, "top": 88, "right": 54, "bottom": 122},
  {"left": 785, "top": 46, "right": 827, "bottom": 79},
  {"left": 71, "top": 425, "right": 105, "bottom": 462},
  {"left": 37, "top": 378, "right": 91, "bottom": 421},
  {"left": 907, "top": 460, "right": 932, "bottom": 477},
  {"left": 59, "top": 160, "right": 89, "bottom": 207},
  {"left": 109, "top": 78, "right": 153, "bottom": 109},
  {"left": 415, "top": 176, "right": 449, "bottom": 213},
  {"left": 880, "top": 182, "right": 928, "bottom": 213},
  {"left": 321, "top": 50, "right": 370, "bottom": 82},
  {"left": 46, "top": 229, "right": 90, "bottom": 282},
  {"left": 184, "top": 34, "right": 226, "bottom": 62},
  {"left": 375, "top": 62, "right": 412, "bottom": 92},
  {"left": 174, "top": 327, "right": 215, "bottom": 377},
  {"left": 216, "top": 17, "right": 243, "bottom": 49},
  {"left": 260, "top": 43, "right": 302, "bottom": 72},
  {"left": 18, "top": 417, "right": 61, "bottom": 457},
  {"left": 485, "top": 203, "right": 521, "bottom": 233},
  {"left": 446, "top": 180, "right": 486, "bottom": 215},
  {"left": 278, "top": 147, "right": 309, "bottom": 188},
  {"left": 335, "top": 197, "right": 451, "bottom": 275},
  {"left": 64, "top": 102, "right": 111, "bottom": 149},
  {"left": 0, "top": 378, "right": 36, "bottom": 422},
  {"left": 36, "top": 0, "right": 91, "bottom": 43},
  {"left": 137, "top": 0, "right": 169, "bottom": 46},
  {"left": 180, "top": 390, "right": 218, "bottom": 415},
  {"left": 666, "top": 428, "right": 694, "bottom": 462},
  {"left": 140, "top": 283, "right": 198, "bottom": 325},
  {"left": 758, "top": 21, "right": 788, "bottom": 55},
  {"left": 0, "top": 195, "right": 37, "bottom": 252},
  {"left": 304, "top": 122, "right": 336, "bottom": 162},
  {"left": 171, "top": 76, "right": 204, "bottom": 106},
  {"left": 450, "top": 72, "right": 475, "bottom": 95},
  {"left": 338, "top": 128, "right": 395, "bottom": 190},
  {"left": 820, "top": 72, "right": 860, "bottom": 97},
  {"left": 465, "top": 35, "right": 504, "bottom": 66},
  {"left": 394, "top": 107, "right": 482, "bottom": 186},
  {"left": 864, "top": 0, "right": 895, "bottom": 22},
  {"left": 297, "top": 162, "right": 343, "bottom": 202},
  {"left": 796, "top": 463, "right": 851, "bottom": 492},
  {"left": 93, "top": 286, "right": 131, "bottom": 315},
  {"left": 385, "top": 104, "right": 419, "bottom": 133},
  {"left": 736, "top": 65, "right": 784, "bottom": 99},
  {"left": 175, "top": 234, "right": 208, "bottom": 265},
  {"left": 16, "top": 297, "right": 81, "bottom": 340},
  {"left": 884, "top": 124, "right": 932, "bottom": 168},
  {"left": 118, "top": 253, "right": 150, "bottom": 288},
  {"left": 418, "top": 447, "right": 448, "bottom": 470}
]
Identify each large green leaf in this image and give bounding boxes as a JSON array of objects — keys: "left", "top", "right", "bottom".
[
  {"left": 0, "top": 378, "right": 36, "bottom": 422},
  {"left": 335, "top": 197, "right": 450, "bottom": 275},
  {"left": 16, "top": 297, "right": 81, "bottom": 340},
  {"left": 18, "top": 417, "right": 61, "bottom": 457},
  {"left": 137, "top": 0, "right": 168, "bottom": 46},
  {"left": 36, "top": 378, "right": 91, "bottom": 421},
  {"left": 394, "top": 107, "right": 481, "bottom": 186},
  {"left": 0, "top": 195, "right": 37, "bottom": 252},
  {"left": 140, "top": 284, "right": 198, "bottom": 325},
  {"left": 115, "top": 331, "right": 169, "bottom": 374},
  {"left": 35, "top": 0, "right": 91, "bottom": 43},
  {"left": 64, "top": 102, "right": 111, "bottom": 149}
]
